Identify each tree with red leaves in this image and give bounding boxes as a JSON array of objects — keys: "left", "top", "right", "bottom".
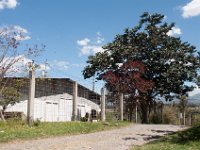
[
  {"left": 83, "top": 12, "right": 199, "bottom": 123},
  {"left": 102, "top": 60, "right": 154, "bottom": 122},
  {"left": 102, "top": 60, "right": 153, "bottom": 94}
]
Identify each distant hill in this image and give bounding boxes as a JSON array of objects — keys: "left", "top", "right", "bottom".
[{"left": 188, "top": 88, "right": 200, "bottom": 104}]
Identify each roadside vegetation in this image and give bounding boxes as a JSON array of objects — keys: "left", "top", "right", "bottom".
[
  {"left": 0, "top": 119, "right": 130, "bottom": 143},
  {"left": 133, "top": 125, "right": 200, "bottom": 150}
]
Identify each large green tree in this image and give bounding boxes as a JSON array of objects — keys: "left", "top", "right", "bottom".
[{"left": 83, "top": 12, "right": 199, "bottom": 123}]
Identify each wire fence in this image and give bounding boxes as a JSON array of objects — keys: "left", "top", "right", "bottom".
[{"left": 1, "top": 76, "right": 200, "bottom": 126}]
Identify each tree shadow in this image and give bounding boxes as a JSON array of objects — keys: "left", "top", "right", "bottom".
[
  {"left": 123, "top": 126, "right": 200, "bottom": 144},
  {"left": 170, "top": 125, "right": 200, "bottom": 144},
  {"left": 122, "top": 137, "right": 138, "bottom": 141},
  {"left": 143, "top": 135, "right": 162, "bottom": 141},
  {"left": 136, "top": 134, "right": 162, "bottom": 141},
  {"left": 144, "top": 125, "right": 200, "bottom": 145},
  {"left": 123, "top": 134, "right": 163, "bottom": 142},
  {"left": 151, "top": 129, "right": 175, "bottom": 135}
]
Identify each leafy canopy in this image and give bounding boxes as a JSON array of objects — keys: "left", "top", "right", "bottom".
[{"left": 83, "top": 12, "right": 199, "bottom": 101}]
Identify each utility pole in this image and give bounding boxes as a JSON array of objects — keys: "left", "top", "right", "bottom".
[
  {"left": 72, "top": 81, "right": 78, "bottom": 121},
  {"left": 27, "top": 61, "right": 35, "bottom": 126},
  {"left": 120, "top": 93, "right": 123, "bottom": 121},
  {"left": 101, "top": 87, "right": 106, "bottom": 121},
  {"left": 42, "top": 59, "right": 48, "bottom": 77},
  {"left": 92, "top": 76, "right": 95, "bottom": 92},
  {"left": 183, "top": 110, "right": 186, "bottom": 125},
  {"left": 136, "top": 99, "right": 139, "bottom": 123},
  {"left": 161, "top": 103, "right": 163, "bottom": 124},
  {"left": 189, "top": 113, "right": 192, "bottom": 126}
]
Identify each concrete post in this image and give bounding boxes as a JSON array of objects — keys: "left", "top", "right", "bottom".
[
  {"left": 136, "top": 100, "right": 138, "bottom": 123},
  {"left": 189, "top": 113, "right": 192, "bottom": 126},
  {"left": 27, "top": 68, "right": 35, "bottom": 126},
  {"left": 72, "top": 81, "right": 78, "bottom": 121},
  {"left": 101, "top": 87, "right": 106, "bottom": 121},
  {"left": 120, "top": 93, "right": 123, "bottom": 121},
  {"left": 183, "top": 111, "right": 186, "bottom": 125}
]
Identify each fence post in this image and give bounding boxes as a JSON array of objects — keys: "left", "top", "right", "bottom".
[
  {"left": 72, "top": 81, "right": 78, "bottom": 121},
  {"left": 136, "top": 99, "right": 138, "bottom": 123},
  {"left": 183, "top": 111, "right": 186, "bottom": 125},
  {"left": 101, "top": 87, "right": 106, "bottom": 121},
  {"left": 120, "top": 93, "right": 124, "bottom": 121},
  {"left": 189, "top": 113, "right": 192, "bottom": 126},
  {"left": 27, "top": 65, "right": 35, "bottom": 126}
]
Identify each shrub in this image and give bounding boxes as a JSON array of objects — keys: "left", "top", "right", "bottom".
[
  {"left": 162, "top": 107, "right": 178, "bottom": 124},
  {"left": 149, "top": 112, "right": 162, "bottom": 124},
  {"left": 33, "top": 118, "right": 41, "bottom": 126},
  {"left": 80, "top": 117, "right": 88, "bottom": 122}
]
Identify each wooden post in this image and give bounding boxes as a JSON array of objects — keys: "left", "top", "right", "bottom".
[
  {"left": 101, "top": 87, "right": 106, "bottom": 121},
  {"left": 120, "top": 93, "right": 123, "bottom": 121},
  {"left": 72, "top": 81, "right": 78, "bottom": 121},
  {"left": 27, "top": 66, "right": 35, "bottom": 126}
]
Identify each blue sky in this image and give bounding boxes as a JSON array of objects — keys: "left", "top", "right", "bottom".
[{"left": 1, "top": 0, "right": 200, "bottom": 92}]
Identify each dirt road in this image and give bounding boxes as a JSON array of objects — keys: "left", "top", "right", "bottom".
[{"left": 0, "top": 124, "right": 186, "bottom": 150}]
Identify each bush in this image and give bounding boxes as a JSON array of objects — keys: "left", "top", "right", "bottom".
[
  {"left": 162, "top": 107, "right": 178, "bottom": 124},
  {"left": 191, "top": 114, "right": 200, "bottom": 126},
  {"left": 149, "top": 112, "right": 162, "bottom": 124},
  {"left": 80, "top": 117, "right": 88, "bottom": 122},
  {"left": 33, "top": 118, "right": 41, "bottom": 126},
  {"left": 176, "top": 125, "right": 200, "bottom": 142}
]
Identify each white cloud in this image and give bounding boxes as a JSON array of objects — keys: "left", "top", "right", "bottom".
[
  {"left": 77, "top": 38, "right": 90, "bottom": 46},
  {"left": 14, "top": 34, "right": 31, "bottom": 41},
  {"left": 39, "top": 64, "right": 50, "bottom": 71},
  {"left": 182, "top": 0, "right": 200, "bottom": 18},
  {"left": 97, "top": 37, "right": 104, "bottom": 44},
  {"left": 80, "top": 45, "right": 104, "bottom": 55},
  {"left": 78, "top": 32, "right": 105, "bottom": 56},
  {"left": 71, "top": 63, "right": 85, "bottom": 67},
  {"left": 96, "top": 32, "right": 104, "bottom": 44},
  {"left": 52, "top": 60, "right": 69, "bottom": 71},
  {"left": 97, "top": 32, "right": 101, "bottom": 36},
  {"left": 167, "top": 27, "right": 182, "bottom": 36},
  {"left": 0, "top": 55, "right": 32, "bottom": 76},
  {"left": 0, "top": 0, "right": 18, "bottom": 10},
  {"left": 0, "top": 25, "right": 31, "bottom": 41},
  {"left": 13, "top": 25, "right": 28, "bottom": 34}
]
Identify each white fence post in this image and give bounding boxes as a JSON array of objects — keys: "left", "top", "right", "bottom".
[
  {"left": 72, "top": 81, "right": 78, "bottom": 121},
  {"left": 101, "top": 87, "right": 106, "bottom": 121},
  {"left": 120, "top": 93, "right": 123, "bottom": 121},
  {"left": 27, "top": 65, "right": 35, "bottom": 126}
]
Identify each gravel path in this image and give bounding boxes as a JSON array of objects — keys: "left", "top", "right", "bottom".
[{"left": 0, "top": 124, "right": 186, "bottom": 150}]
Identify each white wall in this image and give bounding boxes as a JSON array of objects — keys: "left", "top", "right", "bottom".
[{"left": 5, "top": 93, "right": 100, "bottom": 122}]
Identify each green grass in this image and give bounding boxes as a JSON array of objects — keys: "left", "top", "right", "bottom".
[
  {"left": 133, "top": 125, "right": 200, "bottom": 150},
  {"left": 0, "top": 119, "right": 130, "bottom": 143}
]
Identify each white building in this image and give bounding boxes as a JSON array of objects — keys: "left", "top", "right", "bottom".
[
  {"left": 5, "top": 93, "right": 100, "bottom": 122},
  {"left": 2, "top": 77, "right": 101, "bottom": 122}
]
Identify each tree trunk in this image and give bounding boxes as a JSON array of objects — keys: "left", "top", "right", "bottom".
[
  {"left": 141, "top": 110, "right": 148, "bottom": 123},
  {"left": 140, "top": 103, "right": 148, "bottom": 124},
  {"left": 127, "top": 106, "right": 133, "bottom": 122},
  {"left": 130, "top": 110, "right": 133, "bottom": 122}
]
